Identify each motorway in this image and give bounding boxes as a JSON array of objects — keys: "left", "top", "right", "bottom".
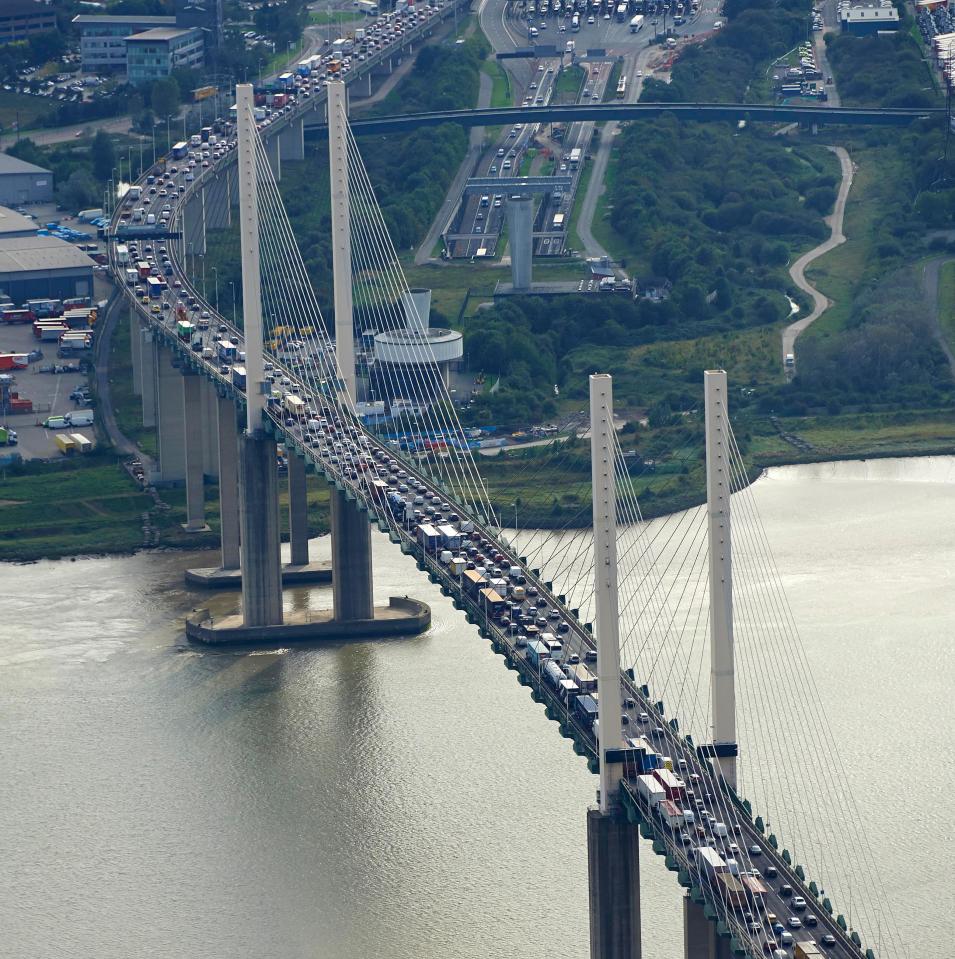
[{"left": 109, "top": 62, "right": 864, "bottom": 959}]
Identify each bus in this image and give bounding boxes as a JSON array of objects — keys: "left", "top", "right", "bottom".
[
  {"left": 616, "top": 75, "right": 627, "bottom": 99},
  {"left": 146, "top": 277, "right": 163, "bottom": 300},
  {"left": 170, "top": 141, "right": 189, "bottom": 160}
]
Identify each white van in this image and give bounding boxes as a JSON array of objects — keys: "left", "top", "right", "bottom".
[
  {"left": 712, "top": 822, "right": 728, "bottom": 838},
  {"left": 67, "top": 410, "right": 94, "bottom": 427},
  {"left": 146, "top": 213, "right": 156, "bottom": 225}
]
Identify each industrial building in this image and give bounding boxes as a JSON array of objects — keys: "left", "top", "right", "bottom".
[
  {"left": 0, "top": 0, "right": 57, "bottom": 44},
  {"left": 0, "top": 237, "right": 94, "bottom": 304},
  {"left": 0, "top": 206, "right": 42, "bottom": 239},
  {"left": 125, "top": 26, "right": 205, "bottom": 83},
  {"left": 371, "top": 289, "right": 463, "bottom": 398},
  {"left": 0, "top": 154, "right": 53, "bottom": 207},
  {"left": 73, "top": 15, "right": 176, "bottom": 73},
  {"left": 841, "top": 5, "right": 900, "bottom": 33}
]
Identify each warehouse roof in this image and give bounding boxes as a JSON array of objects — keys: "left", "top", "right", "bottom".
[
  {"left": 0, "top": 237, "right": 94, "bottom": 275},
  {"left": 842, "top": 6, "right": 899, "bottom": 20},
  {"left": 0, "top": 153, "right": 52, "bottom": 177},
  {"left": 0, "top": 205, "right": 39, "bottom": 237}
]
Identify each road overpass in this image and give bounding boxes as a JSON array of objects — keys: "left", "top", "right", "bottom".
[{"left": 304, "top": 101, "right": 945, "bottom": 136}]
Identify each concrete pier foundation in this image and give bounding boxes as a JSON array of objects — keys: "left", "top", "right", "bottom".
[
  {"left": 130, "top": 309, "right": 142, "bottom": 396},
  {"left": 182, "top": 373, "right": 207, "bottom": 531},
  {"left": 506, "top": 195, "right": 533, "bottom": 291},
  {"left": 265, "top": 134, "right": 281, "bottom": 180},
  {"left": 201, "top": 377, "right": 218, "bottom": 479},
  {"left": 216, "top": 393, "right": 241, "bottom": 570},
  {"left": 331, "top": 488, "right": 373, "bottom": 622},
  {"left": 140, "top": 330, "right": 157, "bottom": 428},
  {"left": 238, "top": 431, "right": 283, "bottom": 626},
  {"left": 588, "top": 807, "right": 641, "bottom": 959},
  {"left": 155, "top": 347, "right": 186, "bottom": 483},
  {"left": 683, "top": 897, "right": 731, "bottom": 959},
  {"left": 287, "top": 453, "right": 310, "bottom": 566},
  {"left": 278, "top": 117, "right": 305, "bottom": 162}
]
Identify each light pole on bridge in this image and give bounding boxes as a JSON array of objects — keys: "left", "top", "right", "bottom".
[
  {"left": 211, "top": 266, "right": 220, "bottom": 312},
  {"left": 230, "top": 280, "right": 236, "bottom": 326}
]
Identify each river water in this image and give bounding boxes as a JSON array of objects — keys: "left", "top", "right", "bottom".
[{"left": 2, "top": 457, "right": 952, "bottom": 959}]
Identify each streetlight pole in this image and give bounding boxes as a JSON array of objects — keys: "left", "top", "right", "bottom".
[
  {"left": 511, "top": 500, "right": 518, "bottom": 551},
  {"left": 212, "top": 266, "right": 219, "bottom": 311},
  {"left": 230, "top": 280, "right": 236, "bottom": 326}
]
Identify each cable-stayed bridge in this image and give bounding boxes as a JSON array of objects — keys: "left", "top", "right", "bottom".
[{"left": 109, "top": 81, "right": 905, "bottom": 959}]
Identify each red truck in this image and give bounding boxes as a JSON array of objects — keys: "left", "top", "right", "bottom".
[
  {"left": 652, "top": 767, "right": 687, "bottom": 802},
  {"left": 0, "top": 353, "right": 28, "bottom": 371},
  {"left": 2, "top": 308, "right": 36, "bottom": 324}
]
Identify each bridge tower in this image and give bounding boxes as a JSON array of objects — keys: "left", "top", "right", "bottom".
[
  {"left": 235, "top": 81, "right": 283, "bottom": 627},
  {"left": 327, "top": 79, "right": 374, "bottom": 622},
  {"left": 683, "top": 370, "right": 739, "bottom": 959},
  {"left": 703, "top": 369, "right": 737, "bottom": 789},
  {"left": 587, "top": 372, "right": 641, "bottom": 959}
]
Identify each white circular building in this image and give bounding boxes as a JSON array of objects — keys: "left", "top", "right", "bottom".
[{"left": 372, "top": 288, "right": 463, "bottom": 389}]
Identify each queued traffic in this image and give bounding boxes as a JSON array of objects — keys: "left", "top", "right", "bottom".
[{"left": 111, "top": 29, "right": 861, "bottom": 959}]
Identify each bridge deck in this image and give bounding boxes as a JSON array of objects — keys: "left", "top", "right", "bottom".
[{"left": 109, "top": 73, "right": 871, "bottom": 959}]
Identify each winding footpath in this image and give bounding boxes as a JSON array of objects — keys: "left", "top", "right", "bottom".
[{"left": 781, "top": 145, "right": 854, "bottom": 367}]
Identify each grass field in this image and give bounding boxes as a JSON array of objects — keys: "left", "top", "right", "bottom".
[
  {"left": 553, "top": 65, "right": 585, "bottom": 105},
  {"left": 0, "top": 89, "right": 53, "bottom": 133}
]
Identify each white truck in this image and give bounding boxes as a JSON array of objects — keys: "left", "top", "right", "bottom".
[
  {"left": 635, "top": 774, "right": 666, "bottom": 808},
  {"left": 630, "top": 13, "right": 644, "bottom": 31}
]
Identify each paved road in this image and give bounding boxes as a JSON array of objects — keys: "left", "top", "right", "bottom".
[
  {"left": 415, "top": 69, "right": 494, "bottom": 265},
  {"left": 921, "top": 256, "right": 955, "bottom": 380},
  {"left": 782, "top": 145, "right": 853, "bottom": 366},
  {"left": 14, "top": 115, "right": 139, "bottom": 148}
]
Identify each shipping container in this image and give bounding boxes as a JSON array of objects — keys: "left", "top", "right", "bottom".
[
  {"left": 635, "top": 773, "right": 666, "bottom": 807},
  {"left": 793, "top": 943, "right": 826, "bottom": 959},
  {"left": 526, "top": 639, "right": 551, "bottom": 670},
  {"left": 462, "top": 568, "right": 488, "bottom": 596},
  {"left": 574, "top": 693, "right": 599, "bottom": 726},
  {"left": 659, "top": 798, "right": 685, "bottom": 829},
  {"left": 54, "top": 433, "right": 76, "bottom": 455},
  {"left": 565, "top": 663, "right": 597, "bottom": 691},
  {"left": 69, "top": 433, "right": 92, "bottom": 453},
  {"left": 694, "top": 846, "right": 727, "bottom": 876},
  {"left": 437, "top": 524, "right": 462, "bottom": 550},
  {"left": 714, "top": 872, "right": 748, "bottom": 909},
  {"left": 417, "top": 523, "right": 440, "bottom": 550},
  {"left": 652, "top": 767, "right": 687, "bottom": 802}
]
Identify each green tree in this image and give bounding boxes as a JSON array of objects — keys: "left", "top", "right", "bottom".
[
  {"left": 151, "top": 77, "right": 180, "bottom": 118},
  {"left": 58, "top": 169, "right": 99, "bottom": 211},
  {"left": 91, "top": 130, "right": 115, "bottom": 182}
]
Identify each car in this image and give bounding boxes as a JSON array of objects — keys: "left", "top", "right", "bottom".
[
  {"left": 764, "top": 865, "right": 778, "bottom": 879},
  {"left": 788, "top": 917, "right": 802, "bottom": 929},
  {"left": 792, "top": 896, "right": 807, "bottom": 910},
  {"left": 821, "top": 934, "right": 836, "bottom": 946},
  {"left": 748, "top": 844, "right": 762, "bottom": 855},
  {"left": 151, "top": 304, "right": 161, "bottom": 313},
  {"left": 780, "top": 884, "right": 793, "bottom": 897},
  {"left": 804, "top": 914, "right": 818, "bottom": 927},
  {"left": 761, "top": 942, "right": 778, "bottom": 955}
]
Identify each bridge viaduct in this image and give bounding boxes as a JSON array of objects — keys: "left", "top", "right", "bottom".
[{"left": 113, "top": 65, "right": 899, "bottom": 959}]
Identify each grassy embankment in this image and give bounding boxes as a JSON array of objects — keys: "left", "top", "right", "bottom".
[{"left": 937, "top": 260, "right": 955, "bottom": 357}]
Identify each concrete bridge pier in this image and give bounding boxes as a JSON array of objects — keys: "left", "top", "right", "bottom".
[
  {"left": 287, "top": 452, "right": 310, "bottom": 566},
  {"left": 265, "top": 134, "right": 282, "bottom": 181},
  {"left": 139, "top": 329, "right": 157, "bottom": 428},
  {"left": 238, "top": 431, "right": 284, "bottom": 626},
  {"left": 330, "top": 490, "right": 374, "bottom": 621},
  {"left": 683, "top": 897, "right": 731, "bottom": 959},
  {"left": 216, "top": 393, "right": 241, "bottom": 571},
  {"left": 130, "top": 307, "right": 142, "bottom": 396},
  {"left": 154, "top": 346, "right": 186, "bottom": 484},
  {"left": 278, "top": 117, "right": 305, "bottom": 162},
  {"left": 588, "top": 807, "right": 641, "bottom": 959},
  {"left": 181, "top": 372, "right": 207, "bottom": 531},
  {"left": 201, "top": 377, "right": 218, "bottom": 480}
]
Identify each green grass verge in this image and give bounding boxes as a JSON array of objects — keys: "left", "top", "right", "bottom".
[{"left": 482, "top": 58, "right": 512, "bottom": 108}]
